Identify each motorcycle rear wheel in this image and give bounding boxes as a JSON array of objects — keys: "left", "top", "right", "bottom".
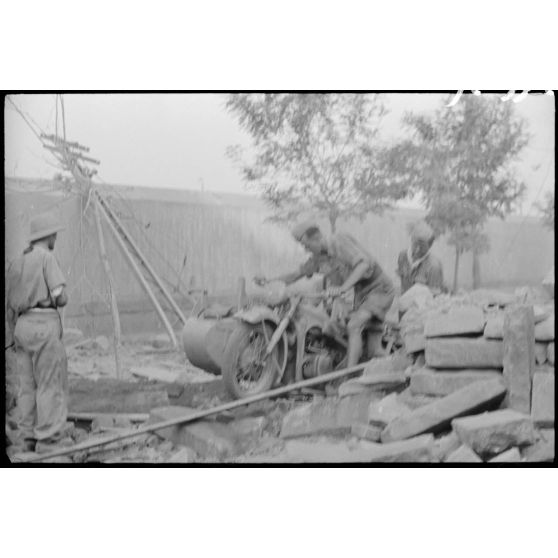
[{"left": 221, "top": 322, "right": 286, "bottom": 400}]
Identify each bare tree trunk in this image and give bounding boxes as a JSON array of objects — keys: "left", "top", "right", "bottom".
[
  {"left": 472, "top": 249, "right": 481, "bottom": 290},
  {"left": 452, "top": 246, "right": 461, "bottom": 294}
]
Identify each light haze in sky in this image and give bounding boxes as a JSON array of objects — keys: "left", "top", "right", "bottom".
[{"left": 5, "top": 93, "right": 554, "bottom": 215}]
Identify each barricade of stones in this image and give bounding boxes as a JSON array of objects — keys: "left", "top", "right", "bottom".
[{"left": 275, "top": 287, "right": 554, "bottom": 463}]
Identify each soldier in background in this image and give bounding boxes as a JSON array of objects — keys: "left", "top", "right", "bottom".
[
  {"left": 6, "top": 212, "right": 71, "bottom": 454},
  {"left": 397, "top": 220, "right": 446, "bottom": 295}
]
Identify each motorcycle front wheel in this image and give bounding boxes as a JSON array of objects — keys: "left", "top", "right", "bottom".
[{"left": 221, "top": 322, "right": 286, "bottom": 400}]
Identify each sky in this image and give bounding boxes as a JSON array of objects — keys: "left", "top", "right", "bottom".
[{"left": 4, "top": 92, "right": 555, "bottom": 216}]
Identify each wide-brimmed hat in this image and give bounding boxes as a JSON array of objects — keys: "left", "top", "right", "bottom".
[
  {"left": 291, "top": 219, "right": 320, "bottom": 241},
  {"left": 29, "top": 212, "right": 65, "bottom": 242}
]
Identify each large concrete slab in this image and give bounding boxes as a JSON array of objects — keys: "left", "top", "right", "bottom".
[
  {"left": 535, "top": 316, "right": 555, "bottom": 342},
  {"left": 366, "top": 435, "right": 437, "bottom": 463},
  {"left": 433, "top": 432, "right": 461, "bottom": 461},
  {"left": 503, "top": 305, "right": 535, "bottom": 413},
  {"left": 368, "top": 393, "right": 411, "bottom": 427},
  {"left": 445, "top": 445, "right": 483, "bottom": 463},
  {"left": 548, "top": 342, "right": 555, "bottom": 365},
  {"left": 452, "top": 409, "right": 536, "bottom": 456},
  {"left": 484, "top": 314, "right": 505, "bottom": 339},
  {"left": 410, "top": 369, "right": 502, "bottom": 396},
  {"left": 351, "top": 423, "right": 383, "bottom": 442},
  {"left": 535, "top": 343, "right": 548, "bottom": 365},
  {"left": 280, "top": 393, "right": 370, "bottom": 439},
  {"left": 425, "top": 338, "right": 504, "bottom": 369},
  {"left": 381, "top": 378, "right": 507, "bottom": 442},
  {"left": 488, "top": 448, "right": 521, "bottom": 462},
  {"left": 424, "top": 306, "right": 486, "bottom": 338},
  {"left": 148, "top": 406, "right": 243, "bottom": 460},
  {"left": 276, "top": 435, "right": 435, "bottom": 463},
  {"left": 521, "top": 429, "right": 555, "bottom": 462},
  {"left": 531, "top": 372, "right": 554, "bottom": 428}
]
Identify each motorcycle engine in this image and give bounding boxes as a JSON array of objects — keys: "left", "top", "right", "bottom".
[{"left": 301, "top": 352, "right": 334, "bottom": 379}]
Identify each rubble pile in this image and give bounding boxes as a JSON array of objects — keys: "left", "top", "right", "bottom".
[{"left": 7, "top": 284, "right": 555, "bottom": 463}]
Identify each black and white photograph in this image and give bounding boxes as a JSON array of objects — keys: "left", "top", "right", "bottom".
[{"left": 3, "top": 91, "right": 555, "bottom": 465}]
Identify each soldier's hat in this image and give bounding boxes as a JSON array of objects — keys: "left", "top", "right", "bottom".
[{"left": 29, "top": 212, "right": 65, "bottom": 242}]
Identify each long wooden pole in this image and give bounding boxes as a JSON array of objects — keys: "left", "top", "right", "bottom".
[
  {"left": 95, "top": 192, "right": 179, "bottom": 349},
  {"left": 98, "top": 192, "right": 187, "bottom": 325},
  {"left": 92, "top": 195, "right": 122, "bottom": 379},
  {"left": 21, "top": 361, "right": 367, "bottom": 462}
]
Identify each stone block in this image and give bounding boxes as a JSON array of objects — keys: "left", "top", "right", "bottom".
[
  {"left": 503, "top": 305, "right": 535, "bottom": 413},
  {"left": 531, "top": 372, "right": 554, "bottom": 428},
  {"left": 277, "top": 437, "right": 433, "bottom": 463},
  {"left": 272, "top": 436, "right": 436, "bottom": 463},
  {"left": 433, "top": 432, "right": 461, "bottom": 461},
  {"left": 488, "top": 447, "right": 521, "bottom": 462},
  {"left": 381, "top": 378, "right": 507, "bottom": 442},
  {"left": 280, "top": 394, "right": 370, "bottom": 439},
  {"left": 535, "top": 316, "right": 554, "bottom": 342},
  {"left": 535, "top": 343, "right": 548, "bottom": 365},
  {"left": 366, "top": 434, "right": 437, "bottom": 463},
  {"left": 469, "top": 289, "right": 514, "bottom": 307},
  {"left": 148, "top": 406, "right": 242, "bottom": 460},
  {"left": 410, "top": 369, "right": 502, "bottom": 397},
  {"left": 522, "top": 429, "right": 554, "bottom": 462},
  {"left": 424, "top": 306, "right": 486, "bottom": 338},
  {"left": 548, "top": 342, "right": 555, "bottom": 365},
  {"left": 363, "top": 356, "right": 395, "bottom": 376},
  {"left": 355, "top": 371, "right": 408, "bottom": 390},
  {"left": 403, "top": 332, "right": 427, "bottom": 354},
  {"left": 166, "top": 447, "right": 197, "bottom": 463},
  {"left": 398, "top": 284, "right": 434, "bottom": 314},
  {"left": 351, "top": 423, "right": 383, "bottom": 442},
  {"left": 533, "top": 305, "right": 551, "bottom": 324},
  {"left": 426, "top": 338, "right": 504, "bottom": 369},
  {"left": 338, "top": 381, "right": 376, "bottom": 398},
  {"left": 229, "top": 416, "right": 267, "bottom": 440},
  {"left": 397, "top": 389, "right": 440, "bottom": 410},
  {"left": 368, "top": 393, "right": 411, "bottom": 426},
  {"left": 445, "top": 445, "right": 483, "bottom": 463},
  {"left": 452, "top": 409, "right": 536, "bottom": 456},
  {"left": 484, "top": 314, "right": 504, "bottom": 339}
]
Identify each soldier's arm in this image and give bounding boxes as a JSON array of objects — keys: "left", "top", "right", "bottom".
[
  {"left": 338, "top": 261, "right": 370, "bottom": 293},
  {"left": 331, "top": 234, "right": 372, "bottom": 292},
  {"left": 257, "top": 258, "right": 314, "bottom": 286},
  {"left": 44, "top": 253, "right": 68, "bottom": 307}
]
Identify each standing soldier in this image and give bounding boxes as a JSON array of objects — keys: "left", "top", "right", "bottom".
[
  {"left": 6, "top": 212, "right": 71, "bottom": 454},
  {"left": 255, "top": 220, "right": 395, "bottom": 367},
  {"left": 396, "top": 220, "right": 446, "bottom": 295}
]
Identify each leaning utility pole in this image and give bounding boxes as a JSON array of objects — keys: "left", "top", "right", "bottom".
[{"left": 40, "top": 97, "right": 187, "bottom": 367}]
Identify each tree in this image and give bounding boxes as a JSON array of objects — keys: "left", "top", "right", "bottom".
[
  {"left": 226, "top": 93, "right": 408, "bottom": 232},
  {"left": 383, "top": 94, "right": 528, "bottom": 292},
  {"left": 536, "top": 190, "right": 555, "bottom": 230}
]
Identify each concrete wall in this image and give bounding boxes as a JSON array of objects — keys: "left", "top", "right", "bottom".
[{"left": 5, "top": 177, "right": 555, "bottom": 336}]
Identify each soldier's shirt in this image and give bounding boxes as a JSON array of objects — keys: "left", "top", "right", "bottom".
[
  {"left": 6, "top": 245, "right": 66, "bottom": 322},
  {"left": 396, "top": 249, "right": 445, "bottom": 294},
  {"left": 298, "top": 233, "right": 394, "bottom": 304}
]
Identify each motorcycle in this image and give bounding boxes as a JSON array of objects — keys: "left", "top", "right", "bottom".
[{"left": 219, "top": 285, "right": 397, "bottom": 399}]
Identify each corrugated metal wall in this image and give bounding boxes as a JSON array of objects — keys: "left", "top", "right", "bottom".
[{"left": 5, "top": 178, "right": 555, "bottom": 335}]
